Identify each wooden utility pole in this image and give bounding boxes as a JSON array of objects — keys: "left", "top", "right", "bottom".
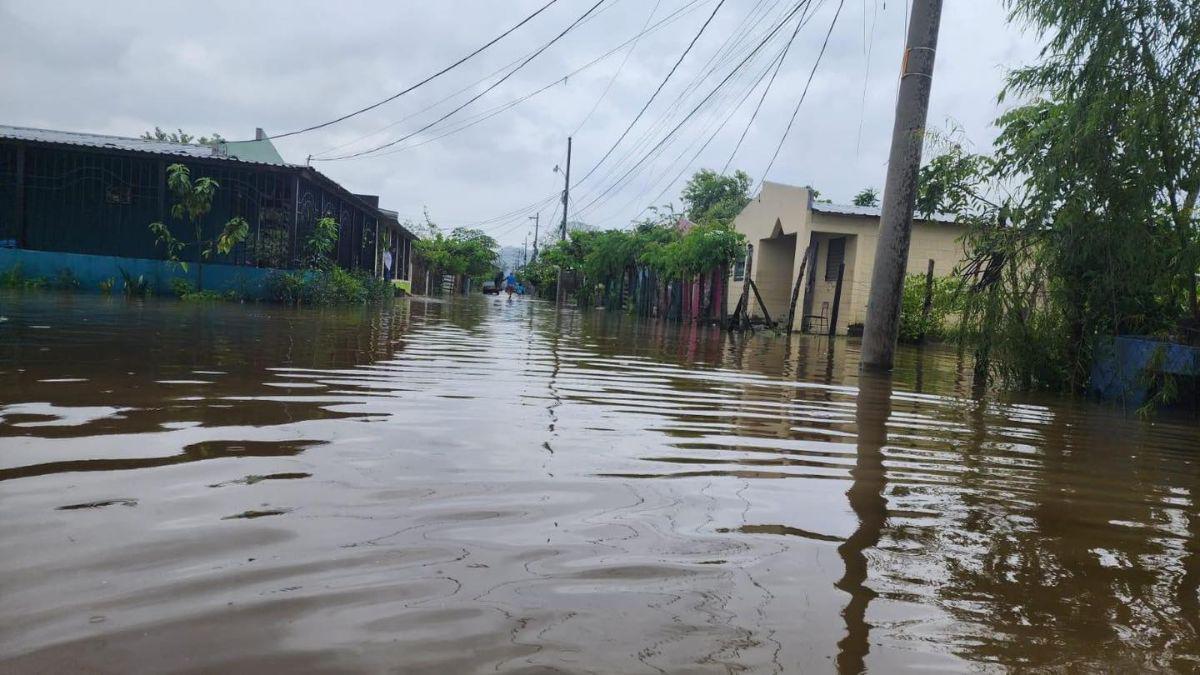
[
  {"left": 861, "top": 0, "right": 943, "bottom": 370},
  {"left": 556, "top": 137, "right": 572, "bottom": 308},
  {"left": 529, "top": 213, "right": 540, "bottom": 262}
]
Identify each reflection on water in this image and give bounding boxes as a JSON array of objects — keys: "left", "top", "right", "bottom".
[
  {"left": 1, "top": 290, "right": 1198, "bottom": 672},
  {"left": 837, "top": 372, "right": 890, "bottom": 674}
]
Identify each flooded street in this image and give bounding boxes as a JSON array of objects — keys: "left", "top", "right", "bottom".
[{"left": 2, "top": 291, "right": 1199, "bottom": 673}]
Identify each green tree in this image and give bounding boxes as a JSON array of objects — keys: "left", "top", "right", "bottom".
[
  {"left": 681, "top": 169, "right": 752, "bottom": 226},
  {"left": 916, "top": 0, "right": 1200, "bottom": 393},
  {"left": 852, "top": 187, "right": 879, "bottom": 207},
  {"left": 304, "top": 216, "right": 339, "bottom": 269},
  {"left": 149, "top": 164, "right": 248, "bottom": 291},
  {"left": 412, "top": 218, "right": 499, "bottom": 292},
  {"left": 142, "top": 127, "right": 226, "bottom": 148}
]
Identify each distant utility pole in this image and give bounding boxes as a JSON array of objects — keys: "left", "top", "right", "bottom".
[
  {"left": 861, "top": 0, "right": 943, "bottom": 371},
  {"left": 529, "top": 213, "right": 540, "bottom": 261},
  {"left": 522, "top": 234, "right": 528, "bottom": 267},
  {"left": 556, "top": 136, "right": 572, "bottom": 308}
]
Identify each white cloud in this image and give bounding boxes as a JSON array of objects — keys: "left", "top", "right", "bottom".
[{"left": 0, "top": 0, "right": 1040, "bottom": 246}]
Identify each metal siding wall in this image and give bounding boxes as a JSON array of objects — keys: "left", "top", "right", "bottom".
[
  {"left": 22, "top": 147, "right": 160, "bottom": 258},
  {"left": 0, "top": 144, "right": 17, "bottom": 245},
  {"left": 4, "top": 144, "right": 379, "bottom": 274}
]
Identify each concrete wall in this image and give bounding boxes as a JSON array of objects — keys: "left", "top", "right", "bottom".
[
  {"left": 0, "top": 247, "right": 280, "bottom": 298},
  {"left": 754, "top": 233, "right": 796, "bottom": 320},
  {"left": 727, "top": 182, "right": 811, "bottom": 321},
  {"left": 728, "top": 182, "right": 969, "bottom": 334}
]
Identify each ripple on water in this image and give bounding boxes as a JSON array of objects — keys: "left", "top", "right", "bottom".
[{"left": 0, "top": 292, "right": 1198, "bottom": 673}]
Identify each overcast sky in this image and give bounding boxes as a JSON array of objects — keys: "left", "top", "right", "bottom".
[{"left": 1, "top": 0, "right": 1040, "bottom": 246}]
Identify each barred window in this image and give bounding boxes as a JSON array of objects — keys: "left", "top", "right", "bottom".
[{"left": 824, "top": 238, "right": 845, "bottom": 281}]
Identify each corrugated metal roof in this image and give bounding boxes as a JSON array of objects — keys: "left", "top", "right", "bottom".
[
  {"left": 0, "top": 124, "right": 221, "bottom": 157},
  {"left": 0, "top": 124, "right": 290, "bottom": 166},
  {"left": 812, "top": 201, "right": 959, "bottom": 224}
]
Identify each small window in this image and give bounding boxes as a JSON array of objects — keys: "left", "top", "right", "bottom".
[
  {"left": 732, "top": 251, "right": 746, "bottom": 281},
  {"left": 825, "top": 238, "right": 846, "bottom": 281}
]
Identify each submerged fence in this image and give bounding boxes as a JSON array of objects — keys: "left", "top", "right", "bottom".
[{"left": 575, "top": 265, "right": 729, "bottom": 324}]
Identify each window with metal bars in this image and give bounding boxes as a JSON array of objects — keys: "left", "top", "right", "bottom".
[{"left": 824, "top": 238, "right": 845, "bottom": 281}]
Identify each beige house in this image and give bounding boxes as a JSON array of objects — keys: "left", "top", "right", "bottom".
[{"left": 728, "top": 182, "right": 967, "bottom": 334}]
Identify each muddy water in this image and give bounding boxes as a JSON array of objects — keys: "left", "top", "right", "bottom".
[{"left": 1, "top": 291, "right": 1198, "bottom": 673}]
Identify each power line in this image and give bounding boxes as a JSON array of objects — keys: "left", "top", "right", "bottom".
[
  {"left": 571, "top": 0, "right": 811, "bottom": 218},
  {"left": 307, "top": 0, "right": 659, "bottom": 159},
  {"left": 323, "top": 0, "right": 712, "bottom": 161},
  {"left": 257, "top": 0, "right": 561, "bottom": 142},
  {"left": 571, "top": 0, "right": 664, "bottom": 136},
  {"left": 595, "top": 5, "right": 819, "bottom": 225},
  {"left": 758, "top": 0, "right": 846, "bottom": 184},
  {"left": 855, "top": 0, "right": 880, "bottom": 156},
  {"left": 571, "top": 0, "right": 729, "bottom": 186},
  {"left": 721, "top": 0, "right": 822, "bottom": 173},
  {"left": 567, "top": 0, "right": 785, "bottom": 209},
  {"left": 316, "top": 0, "right": 610, "bottom": 161}
]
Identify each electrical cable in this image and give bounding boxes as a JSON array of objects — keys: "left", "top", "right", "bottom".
[
  {"left": 308, "top": 0, "right": 700, "bottom": 159},
  {"left": 316, "top": 0, "right": 610, "bottom": 161},
  {"left": 602, "top": 2, "right": 822, "bottom": 224},
  {"left": 254, "top": 0, "right": 561, "bottom": 142},
  {"left": 567, "top": 0, "right": 784, "bottom": 208},
  {"left": 721, "top": 0, "right": 823, "bottom": 174},
  {"left": 571, "top": 0, "right": 664, "bottom": 136},
  {"left": 758, "top": 0, "right": 845, "bottom": 184},
  {"left": 327, "top": 0, "right": 712, "bottom": 161},
  {"left": 570, "top": 0, "right": 728, "bottom": 186},
  {"left": 571, "top": 0, "right": 811, "bottom": 218}
]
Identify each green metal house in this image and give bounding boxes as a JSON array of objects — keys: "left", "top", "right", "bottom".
[{"left": 0, "top": 125, "right": 416, "bottom": 294}]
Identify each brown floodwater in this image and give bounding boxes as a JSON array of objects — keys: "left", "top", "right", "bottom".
[{"left": 1, "top": 290, "right": 1198, "bottom": 673}]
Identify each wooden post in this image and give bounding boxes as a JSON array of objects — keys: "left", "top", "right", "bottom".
[
  {"left": 828, "top": 262, "right": 845, "bottom": 337},
  {"left": 738, "top": 243, "right": 754, "bottom": 330},
  {"left": 918, "top": 259, "right": 935, "bottom": 343},
  {"left": 784, "top": 244, "right": 814, "bottom": 334},
  {"left": 748, "top": 279, "right": 774, "bottom": 327}
]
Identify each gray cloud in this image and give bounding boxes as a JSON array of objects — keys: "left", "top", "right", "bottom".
[{"left": 0, "top": 0, "right": 1040, "bottom": 245}]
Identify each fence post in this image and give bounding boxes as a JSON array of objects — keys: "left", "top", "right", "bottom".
[
  {"left": 918, "top": 258, "right": 935, "bottom": 343},
  {"left": 738, "top": 244, "right": 754, "bottom": 330},
  {"left": 828, "top": 262, "right": 846, "bottom": 337},
  {"left": 785, "top": 244, "right": 814, "bottom": 334}
]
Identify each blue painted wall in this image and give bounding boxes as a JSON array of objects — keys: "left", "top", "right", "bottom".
[
  {"left": 0, "top": 247, "right": 285, "bottom": 298},
  {"left": 1090, "top": 336, "right": 1200, "bottom": 408}
]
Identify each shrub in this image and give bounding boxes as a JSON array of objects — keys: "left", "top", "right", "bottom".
[
  {"left": 169, "top": 277, "right": 196, "bottom": 298},
  {"left": 264, "top": 268, "right": 390, "bottom": 306},
  {"left": 118, "top": 267, "right": 151, "bottom": 297},
  {"left": 99, "top": 277, "right": 116, "bottom": 294},
  {"left": 265, "top": 270, "right": 306, "bottom": 304},
  {"left": 51, "top": 268, "right": 80, "bottom": 290},
  {"left": 898, "top": 273, "right": 964, "bottom": 343},
  {"left": 0, "top": 264, "right": 22, "bottom": 288},
  {"left": 180, "top": 290, "right": 227, "bottom": 302}
]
